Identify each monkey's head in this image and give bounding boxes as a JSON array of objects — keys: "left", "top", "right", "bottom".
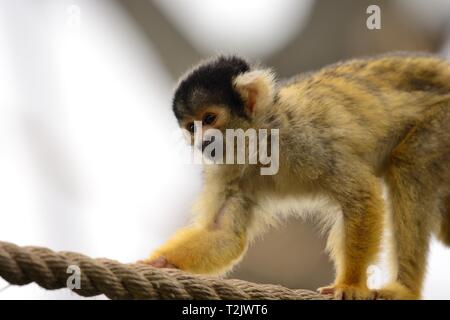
[{"left": 172, "top": 55, "right": 276, "bottom": 153}]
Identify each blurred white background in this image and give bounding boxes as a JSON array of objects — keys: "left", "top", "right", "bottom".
[{"left": 0, "top": 0, "right": 449, "bottom": 299}]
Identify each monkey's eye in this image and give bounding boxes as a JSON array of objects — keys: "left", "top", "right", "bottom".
[
  {"left": 203, "top": 113, "right": 217, "bottom": 125},
  {"left": 187, "top": 122, "right": 195, "bottom": 134}
]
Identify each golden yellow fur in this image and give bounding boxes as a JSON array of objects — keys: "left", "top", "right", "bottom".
[{"left": 144, "top": 53, "right": 450, "bottom": 300}]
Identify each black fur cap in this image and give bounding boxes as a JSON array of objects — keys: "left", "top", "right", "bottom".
[{"left": 172, "top": 56, "right": 250, "bottom": 121}]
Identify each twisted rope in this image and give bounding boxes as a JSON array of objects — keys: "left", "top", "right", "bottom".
[{"left": 0, "top": 241, "right": 329, "bottom": 300}]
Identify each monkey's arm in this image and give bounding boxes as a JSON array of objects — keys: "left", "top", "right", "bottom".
[{"left": 145, "top": 182, "right": 252, "bottom": 275}]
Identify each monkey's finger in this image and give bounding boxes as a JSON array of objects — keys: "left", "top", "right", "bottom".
[
  {"left": 333, "top": 288, "right": 345, "bottom": 300},
  {"left": 147, "top": 256, "right": 169, "bottom": 267},
  {"left": 142, "top": 256, "right": 179, "bottom": 269},
  {"left": 317, "top": 286, "right": 335, "bottom": 295}
]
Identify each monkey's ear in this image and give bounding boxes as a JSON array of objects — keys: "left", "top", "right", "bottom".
[{"left": 233, "top": 69, "right": 276, "bottom": 116}]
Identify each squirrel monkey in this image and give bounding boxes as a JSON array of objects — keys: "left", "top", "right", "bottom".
[{"left": 143, "top": 53, "right": 450, "bottom": 299}]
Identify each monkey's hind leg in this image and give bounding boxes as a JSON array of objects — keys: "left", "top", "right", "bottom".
[
  {"left": 318, "top": 165, "right": 385, "bottom": 300},
  {"left": 381, "top": 103, "right": 450, "bottom": 300}
]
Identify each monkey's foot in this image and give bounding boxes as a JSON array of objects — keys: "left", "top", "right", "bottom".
[
  {"left": 375, "top": 282, "right": 419, "bottom": 300},
  {"left": 138, "top": 256, "right": 178, "bottom": 269},
  {"left": 318, "top": 284, "right": 376, "bottom": 300}
]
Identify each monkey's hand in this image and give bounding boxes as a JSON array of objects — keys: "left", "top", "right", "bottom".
[{"left": 141, "top": 226, "right": 247, "bottom": 275}]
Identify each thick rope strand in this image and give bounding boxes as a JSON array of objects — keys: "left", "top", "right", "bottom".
[{"left": 0, "top": 241, "right": 329, "bottom": 299}]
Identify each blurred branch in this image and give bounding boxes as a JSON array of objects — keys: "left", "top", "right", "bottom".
[
  {"left": 117, "top": 0, "right": 203, "bottom": 79},
  {"left": 118, "top": 0, "right": 445, "bottom": 80},
  {"left": 267, "top": 0, "right": 444, "bottom": 77}
]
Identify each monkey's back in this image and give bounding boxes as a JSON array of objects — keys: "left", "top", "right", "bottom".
[{"left": 277, "top": 53, "right": 450, "bottom": 174}]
